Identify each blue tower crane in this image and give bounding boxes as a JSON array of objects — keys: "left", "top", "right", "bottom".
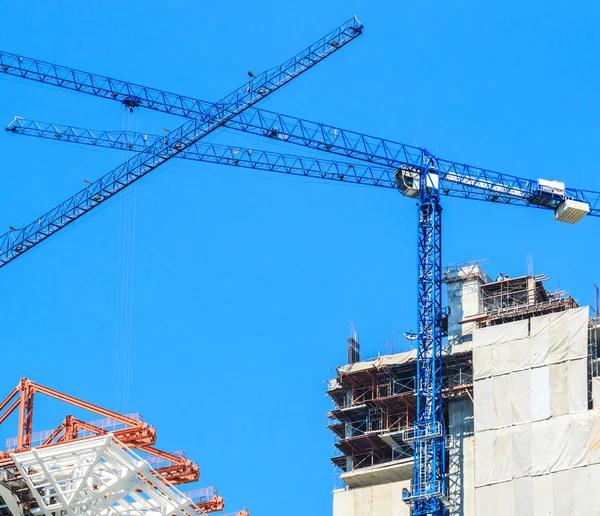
[{"left": 1, "top": 22, "right": 598, "bottom": 514}]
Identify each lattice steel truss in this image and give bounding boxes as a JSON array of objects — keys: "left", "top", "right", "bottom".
[{"left": 11, "top": 435, "right": 201, "bottom": 515}]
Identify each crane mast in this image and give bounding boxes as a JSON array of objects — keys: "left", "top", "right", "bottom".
[{"left": 413, "top": 156, "right": 446, "bottom": 513}]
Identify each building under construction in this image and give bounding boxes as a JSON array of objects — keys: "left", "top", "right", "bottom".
[{"left": 329, "top": 264, "right": 600, "bottom": 515}]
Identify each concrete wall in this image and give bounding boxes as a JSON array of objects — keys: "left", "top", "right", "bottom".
[
  {"left": 333, "top": 480, "right": 411, "bottom": 516},
  {"left": 446, "top": 266, "right": 488, "bottom": 348}
]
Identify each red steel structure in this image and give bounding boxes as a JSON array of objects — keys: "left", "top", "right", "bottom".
[{"left": 0, "top": 378, "right": 232, "bottom": 513}]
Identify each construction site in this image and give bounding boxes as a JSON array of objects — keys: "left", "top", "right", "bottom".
[
  {"left": 1, "top": 5, "right": 599, "bottom": 516},
  {"left": 329, "top": 264, "right": 600, "bottom": 514}
]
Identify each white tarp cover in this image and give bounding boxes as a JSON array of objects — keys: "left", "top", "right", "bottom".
[
  {"left": 473, "top": 360, "right": 588, "bottom": 433},
  {"left": 473, "top": 308, "right": 598, "bottom": 514},
  {"left": 513, "top": 476, "right": 534, "bottom": 516},
  {"left": 492, "top": 374, "right": 512, "bottom": 428},
  {"left": 477, "top": 409, "right": 600, "bottom": 487},
  {"left": 547, "top": 360, "right": 587, "bottom": 416},
  {"left": 587, "top": 409, "right": 600, "bottom": 464},
  {"left": 593, "top": 376, "right": 600, "bottom": 409},
  {"left": 474, "top": 466, "right": 600, "bottom": 515},
  {"left": 511, "top": 370, "right": 531, "bottom": 425},
  {"left": 568, "top": 359, "right": 588, "bottom": 413},
  {"left": 473, "top": 307, "right": 588, "bottom": 381},
  {"left": 473, "top": 378, "right": 493, "bottom": 432},
  {"left": 511, "top": 423, "right": 531, "bottom": 478},
  {"left": 530, "top": 366, "right": 550, "bottom": 422},
  {"left": 473, "top": 319, "right": 528, "bottom": 349},
  {"left": 335, "top": 339, "right": 473, "bottom": 375},
  {"left": 336, "top": 349, "right": 417, "bottom": 374}
]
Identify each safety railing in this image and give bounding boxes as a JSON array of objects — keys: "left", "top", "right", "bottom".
[
  {"left": 401, "top": 421, "right": 443, "bottom": 446},
  {"left": 184, "top": 487, "right": 218, "bottom": 503},
  {"left": 145, "top": 450, "right": 188, "bottom": 468},
  {"left": 402, "top": 480, "right": 451, "bottom": 507}
]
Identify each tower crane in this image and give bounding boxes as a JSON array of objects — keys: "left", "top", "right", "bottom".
[{"left": 1, "top": 20, "right": 598, "bottom": 515}]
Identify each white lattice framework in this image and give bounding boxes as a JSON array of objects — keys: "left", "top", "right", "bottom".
[{"left": 10, "top": 434, "right": 202, "bottom": 515}]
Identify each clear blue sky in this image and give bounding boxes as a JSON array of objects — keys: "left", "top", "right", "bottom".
[{"left": 1, "top": 1, "right": 599, "bottom": 514}]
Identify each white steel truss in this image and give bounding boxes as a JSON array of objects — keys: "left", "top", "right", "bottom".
[{"left": 10, "top": 434, "right": 203, "bottom": 515}]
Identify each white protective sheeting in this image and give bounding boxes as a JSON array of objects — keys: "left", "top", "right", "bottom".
[
  {"left": 587, "top": 409, "right": 600, "bottom": 465},
  {"left": 511, "top": 423, "right": 532, "bottom": 478},
  {"left": 473, "top": 344, "right": 492, "bottom": 380},
  {"left": 508, "top": 336, "right": 531, "bottom": 374},
  {"left": 570, "top": 411, "right": 590, "bottom": 468},
  {"left": 568, "top": 358, "right": 588, "bottom": 413},
  {"left": 532, "top": 474, "right": 553, "bottom": 515},
  {"left": 511, "top": 370, "right": 531, "bottom": 425},
  {"left": 513, "top": 476, "right": 534, "bottom": 516},
  {"left": 336, "top": 350, "right": 417, "bottom": 374},
  {"left": 473, "top": 319, "right": 529, "bottom": 349},
  {"left": 552, "top": 469, "right": 574, "bottom": 515},
  {"left": 492, "top": 428, "right": 513, "bottom": 484},
  {"left": 530, "top": 314, "right": 550, "bottom": 367},
  {"left": 546, "top": 359, "right": 586, "bottom": 416},
  {"left": 494, "top": 480, "right": 515, "bottom": 516},
  {"left": 473, "top": 466, "right": 600, "bottom": 515},
  {"left": 593, "top": 377, "right": 600, "bottom": 409},
  {"left": 550, "top": 307, "right": 588, "bottom": 363},
  {"left": 474, "top": 484, "right": 495, "bottom": 516},
  {"left": 533, "top": 307, "right": 587, "bottom": 366},
  {"left": 474, "top": 308, "right": 588, "bottom": 380},
  {"left": 473, "top": 378, "right": 493, "bottom": 432},
  {"left": 549, "top": 361, "right": 570, "bottom": 416},
  {"left": 473, "top": 308, "right": 593, "bottom": 514},
  {"left": 531, "top": 419, "right": 554, "bottom": 476},
  {"left": 492, "top": 374, "right": 512, "bottom": 428},
  {"left": 550, "top": 415, "right": 572, "bottom": 472},
  {"left": 591, "top": 464, "right": 600, "bottom": 515},
  {"left": 474, "top": 430, "right": 494, "bottom": 487},
  {"left": 572, "top": 465, "right": 591, "bottom": 515},
  {"left": 530, "top": 366, "right": 550, "bottom": 422}
]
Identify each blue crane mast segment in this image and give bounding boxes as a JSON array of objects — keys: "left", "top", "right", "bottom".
[
  {"left": 1, "top": 19, "right": 597, "bottom": 514},
  {"left": 0, "top": 16, "right": 363, "bottom": 268}
]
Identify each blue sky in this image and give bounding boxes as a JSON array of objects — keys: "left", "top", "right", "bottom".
[{"left": 0, "top": 1, "right": 599, "bottom": 514}]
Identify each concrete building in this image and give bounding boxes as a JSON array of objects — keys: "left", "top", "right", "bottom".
[{"left": 328, "top": 264, "right": 600, "bottom": 515}]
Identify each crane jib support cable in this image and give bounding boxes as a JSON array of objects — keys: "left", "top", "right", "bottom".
[{"left": 0, "top": 16, "right": 363, "bottom": 267}]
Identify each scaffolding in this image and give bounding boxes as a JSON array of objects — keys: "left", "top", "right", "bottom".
[
  {"left": 327, "top": 348, "right": 472, "bottom": 477},
  {"left": 460, "top": 274, "right": 579, "bottom": 328}
]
